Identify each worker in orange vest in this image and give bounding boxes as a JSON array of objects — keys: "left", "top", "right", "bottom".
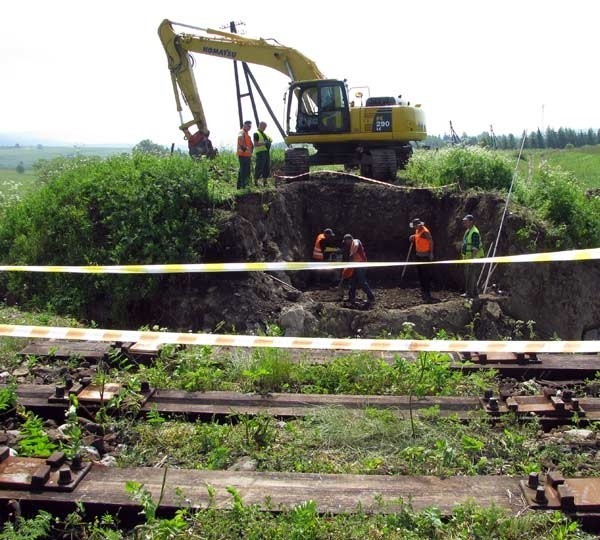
[
  {"left": 342, "top": 233, "right": 375, "bottom": 307},
  {"left": 312, "top": 228, "right": 338, "bottom": 286},
  {"left": 237, "top": 120, "right": 254, "bottom": 189},
  {"left": 312, "top": 228, "right": 336, "bottom": 261},
  {"left": 409, "top": 218, "right": 435, "bottom": 302}
]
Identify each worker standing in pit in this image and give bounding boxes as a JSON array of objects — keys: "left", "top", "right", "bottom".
[
  {"left": 409, "top": 218, "right": 435, "bottom": 303},
  {"left": 342, "top": 233, "right": 375, "bottom": 307},
  {"left": 237, "top": 120, "right": 254, "bottom": 189},
  {"left": 253, "top": 121, "right": 272, "bottom": 185},
  {"left": 460, "top": 214, "right": 484, "bottom": 299}
]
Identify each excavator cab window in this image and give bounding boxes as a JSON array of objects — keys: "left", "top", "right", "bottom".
[{"left": 288, "top": 80, "right": 350, "bottom": 135}]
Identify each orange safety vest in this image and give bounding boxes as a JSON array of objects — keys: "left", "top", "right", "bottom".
[
  {"left": 312, "top": 233, "right": 326, "bottom": 260},
  {"left": 237, "top": 129, "right": 253, "bottom": 157},
  {"left": 342, "top": 239, "right": 367, "bottom": 278},
  {"left": 414, "top": 225, "right": 432, "bottom": 255}
]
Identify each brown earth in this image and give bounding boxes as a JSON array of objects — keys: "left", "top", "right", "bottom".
[{"left": 96, "top": 172, "right": 599, "bottom": 340}]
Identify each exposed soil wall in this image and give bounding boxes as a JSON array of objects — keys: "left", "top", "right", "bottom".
[{"left": 110, "top": 174, "right": 599, "bottom": 340}]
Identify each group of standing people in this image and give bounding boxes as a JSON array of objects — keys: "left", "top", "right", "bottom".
[
  {"left": 237, "top": 120, "right": 272, "bottom": 189},
  {"left": 312, "top": 214, "right": 484, "bottom": 308}
]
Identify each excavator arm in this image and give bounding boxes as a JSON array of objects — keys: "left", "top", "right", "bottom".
[{"left": 158, "top": 19, "right": 324, "bottom": 147}]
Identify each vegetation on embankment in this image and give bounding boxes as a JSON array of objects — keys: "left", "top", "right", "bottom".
[
  {"left": 0, "top": 153, "right": 240, "bottom": 318},
  {"left": 0, "top": 145, "right": 598, "bottom": 323},
  {"left": 405, "top": 146, "right": 600, "bottom": 248}
]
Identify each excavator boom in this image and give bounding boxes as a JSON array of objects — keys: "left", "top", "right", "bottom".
[
  {"left": 159, "top": 19, "right": 426, "bottom": 181},
  {"left": 158, "top": 19, "right": 324, "bottom": 136}
]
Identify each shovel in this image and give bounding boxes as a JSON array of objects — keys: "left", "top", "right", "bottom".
[{"left": 399, "top": 242, "right": 413, "bottom": 285}]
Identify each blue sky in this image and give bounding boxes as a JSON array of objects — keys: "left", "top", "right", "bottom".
[{"left": 2, "top": 0, "right": 599, "bottom": 149}]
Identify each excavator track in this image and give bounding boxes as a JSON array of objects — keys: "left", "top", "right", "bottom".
[
  {"left": 360, "top": 148, "right": 398, "bottom": 181},
  {"left": 283, "top": 147, "right": 310, "bottom": 176}
]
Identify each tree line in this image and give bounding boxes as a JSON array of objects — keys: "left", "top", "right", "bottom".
[{"left": 424, "top": 127, "right": 600, "bottom": 150}]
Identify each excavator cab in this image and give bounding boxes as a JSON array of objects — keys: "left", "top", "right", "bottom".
[{"left": 287, "top": 80, "right": 350, "bottom": 135}]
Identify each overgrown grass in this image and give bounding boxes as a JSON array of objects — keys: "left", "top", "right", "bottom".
[
  {"left": 119, "top": 409, "right": 599, "bottom": 478},
  {"left": 128, "top": 346, "right": 496, "bottom": 397},
  {"left": 514, "top": 163, "right": 600, "bottom": 248},
  {"left": 0, "top": 303, "right": 80, "bottom": 367},
  {"left": 405, "top": 146, "right": 513, "bottom": 190},
  {"left": 6, "top": 501, "right": 591, "bottom": 539}
]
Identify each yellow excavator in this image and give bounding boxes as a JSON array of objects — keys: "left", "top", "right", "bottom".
[{"left": 158, "top": 19, "right": 427, "bottom": 180}]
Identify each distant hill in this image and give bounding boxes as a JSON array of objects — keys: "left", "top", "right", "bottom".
[
  {"left": 0, "top": 132, "right": 135, "bottom": 147},
  {"left": 0, "top": 145, "right": 132, "bottom": 169}
]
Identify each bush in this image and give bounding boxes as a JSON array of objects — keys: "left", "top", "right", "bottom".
[
  {"left": 0, "top": 153, "right": 237, "bottom": 319},
  {"left": 515, "top": 164, "right": 600, "bottom": 248},
  {"left": 406, "top": 146, "right": 513, "bottom": 191}
]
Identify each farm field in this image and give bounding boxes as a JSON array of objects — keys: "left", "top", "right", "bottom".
[
  {"left": 513, "top": 146, "right": 600, "bottom": 189},
  {"left": 0, "top": 144, "right": 130, "bottom": 169}
]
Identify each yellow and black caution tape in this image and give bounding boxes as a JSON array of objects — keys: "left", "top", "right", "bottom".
[
  {"left": 0, "top": 247, "right": 598, "bottom": 274},
  {"left": 0, "top": 324, "right": 598, "bottom": 354}
]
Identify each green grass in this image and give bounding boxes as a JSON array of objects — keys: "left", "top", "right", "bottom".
[
  {"left": 514, "top": 146, "right": 600, "bottom": 189},
  {"left": 0, "top": 145, "right": 130, "bottom": 169},
  {"left": 0, "top": 169, "right": 39, "bottom": 205}
]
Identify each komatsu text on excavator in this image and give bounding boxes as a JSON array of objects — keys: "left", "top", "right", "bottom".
[{"left": 158, "top": 19, "right": 427, "bottom": 181}]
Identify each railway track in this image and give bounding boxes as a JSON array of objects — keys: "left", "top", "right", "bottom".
[
  {"left": 3, "top": 339, "right": 600, "bottom": 530},
  {"left": 16, "top": 339, "right": 600, "bottom": 381},
  {"left": 1, "top": 452, "right": 600, "bottom": 530},
  {"left": 7, "top": 382, "right": 600, "bottom": 429}
]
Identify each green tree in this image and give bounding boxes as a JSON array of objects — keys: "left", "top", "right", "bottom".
[
  {"left": 15, "top": 161, "right": 25, "bottom": 174},
  {"left": 535, "top": 129, "right": 545, "bottom": 148},
  {"left": 132, "top": 139, "right": 169, "bottom": 156},
  {"left": 545, "top": 127, "right": 558, "bottom": 148}
]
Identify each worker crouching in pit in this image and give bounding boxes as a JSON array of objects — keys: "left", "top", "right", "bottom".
[
  {"left": 312, "top": 228, "right": 340, "bottom": 287},
  {"left": 341, "top": 233, "right": 375, "bottom": 309}
]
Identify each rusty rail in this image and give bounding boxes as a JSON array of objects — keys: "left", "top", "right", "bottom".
[{"left": 8, "top": 383, "right": 600, "bottom": 428}]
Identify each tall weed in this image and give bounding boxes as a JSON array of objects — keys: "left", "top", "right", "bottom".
[{"left": 406, "top": 146, "right": 513, "bottom": 190}]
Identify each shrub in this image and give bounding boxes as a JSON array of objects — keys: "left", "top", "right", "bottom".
[
  {"left": 515, "top": 164, "right": 600, "bottom": 248},
  {"left": 406, "top": 146, "right": 513, "bottom": 191},
  {"left": 0, "top": 153, "right": 237, "bottom": 319}
]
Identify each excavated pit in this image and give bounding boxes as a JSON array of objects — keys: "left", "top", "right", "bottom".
[{"left": 91, "top": 173, "right": 600, "bottom": 340}]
